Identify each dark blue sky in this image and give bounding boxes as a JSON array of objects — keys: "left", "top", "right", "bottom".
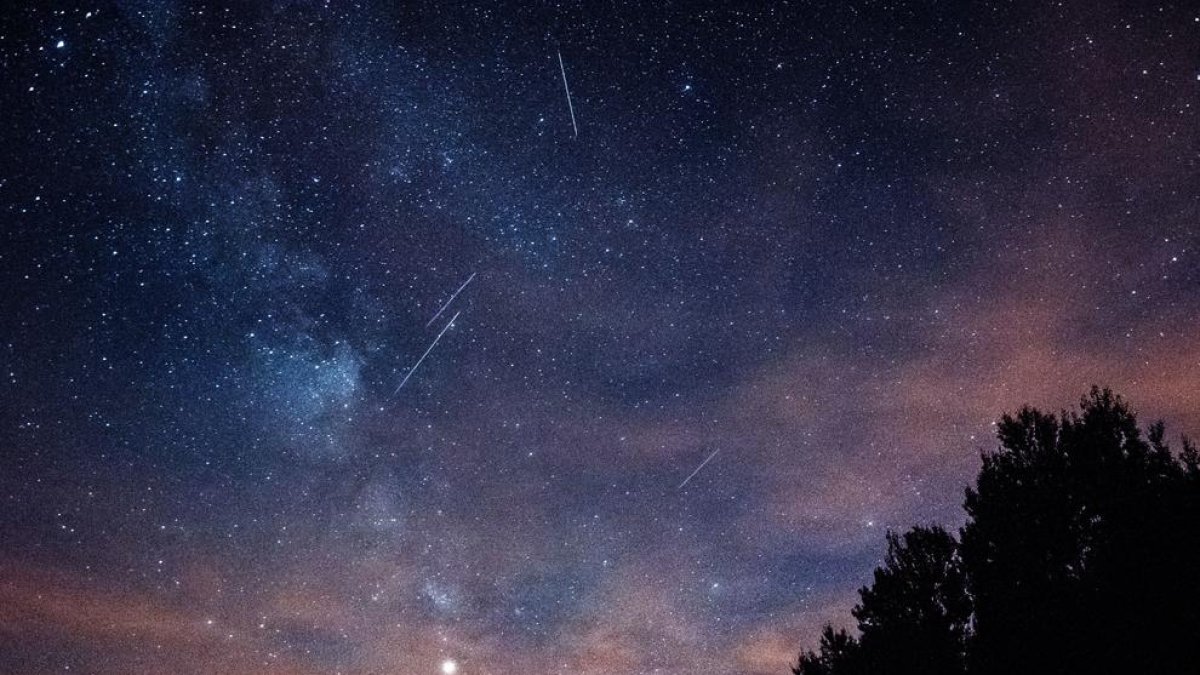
[{"left": 1, "top": 2, "right": 1197, "bottom": 673}]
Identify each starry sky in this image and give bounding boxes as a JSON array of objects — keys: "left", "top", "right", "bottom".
[{"left": 0, "top": 2, "right": 1197, "bottom": 673}]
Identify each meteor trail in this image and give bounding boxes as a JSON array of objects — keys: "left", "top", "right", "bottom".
[
  {"left": 557, "top": 50, "right": 579, "bottom": 138},
  {"left": 427, "top": 272, "right": 476, "bottom": 327},
  {"left": 395, "top": 311, "right": 461, "bottom": 394},
  {"left": 678, "top": 449, "right": 721, "bottom": 489}
]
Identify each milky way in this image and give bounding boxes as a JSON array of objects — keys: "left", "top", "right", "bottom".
[{"left": 1, "top": 2, "right": 1197, "bottom": 673}]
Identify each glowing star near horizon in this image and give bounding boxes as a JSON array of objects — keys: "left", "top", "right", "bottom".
[{"left": 441, "top": 659, "right": 458, "bottom": 674}]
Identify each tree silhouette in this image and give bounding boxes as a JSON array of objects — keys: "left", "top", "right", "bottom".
[
  {"left": 793, "top": 626, "right": 862, "bottom": 675},
  {"left": 794, "top": 388, "right": 1200, "bottom": 675},
  {"left": 855, "top": 526, "right": 970, "bottom": 675},
  {"left": 795, "top": 526, "right": 969, "bottom": 675},
  {"left": 961, "top": 388, "right": 1200, "bottom": 674}
]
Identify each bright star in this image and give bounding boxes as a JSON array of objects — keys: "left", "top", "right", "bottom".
[{"left": 441, "top": 659, "right": 458, "bottom": 674}]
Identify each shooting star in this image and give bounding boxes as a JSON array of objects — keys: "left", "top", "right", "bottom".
[
  {"left": 678, "top": 449, "right": 721, "bottom": 489},
  {"left": 427, "top": 271, "right": 476, "bottom": 327},
  {"left": 557, "top": 50, "right": 579, "bottom": 138},
  {"left": 395, "top": 311, "right": 461, "bottom": 394}
]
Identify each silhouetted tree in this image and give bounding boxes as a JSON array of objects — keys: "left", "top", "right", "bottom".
[
  {"left": 795, "top": 526, "right": 969, "bottom": 675},
  {"left": 855, "top": 526, "right": 970, "bottom": 674},
  {"left": 961, "top": 388, "right": 1200, "bottom": 674},
  {"left": 794, "top": 388, "right": 1200, "bottom": 675},
  {"left": 793, "top": 626, "right": 863, "bottom": 675}
]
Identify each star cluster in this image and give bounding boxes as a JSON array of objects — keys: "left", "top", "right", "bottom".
[{"left": 1, "top": 2, "right": 1197, "bottom": 673}]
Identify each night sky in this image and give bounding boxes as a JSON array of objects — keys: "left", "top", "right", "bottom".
[{"left": 1, "top": 2, "right": 1197, "bottom": 673}]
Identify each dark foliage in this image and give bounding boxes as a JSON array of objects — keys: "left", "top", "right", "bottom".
[
  {"left": 794, "top": 526, "right": 969, "bottom": 675},
  {"left": 794, "top": 388, "right": 1200, "bottom": 675}
]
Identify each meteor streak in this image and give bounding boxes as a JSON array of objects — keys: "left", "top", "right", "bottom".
[
  {"left": 678, "top": 449, "right": 721, "bottom": 489},
  {"left": 395, "top": 311, "right": 461, "bottom": 394},
  {"left": 557, "top": 50, "right": 579, "bottom": 138},
  {"left": 427, "top": 272, "right": 476, "bottom": 327}
]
